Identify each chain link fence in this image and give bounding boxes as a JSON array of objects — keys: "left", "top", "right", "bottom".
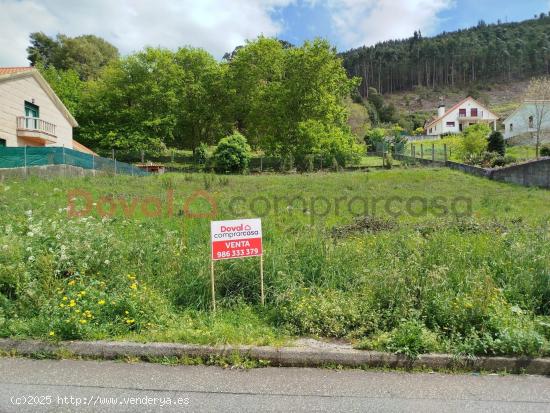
[{"left": 372, "top": 141, "right": 450, "bottom": 163}]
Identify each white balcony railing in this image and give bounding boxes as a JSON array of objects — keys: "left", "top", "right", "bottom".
[{"left": 16, "top": 116, "right": 56, "bottom": 136}]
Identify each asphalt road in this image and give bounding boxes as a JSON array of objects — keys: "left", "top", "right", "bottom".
[{"left": 0, "top": 358, "right": 549, "bottom": 413}]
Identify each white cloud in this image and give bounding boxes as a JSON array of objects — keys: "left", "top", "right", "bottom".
[
  {"left": 0, "top": 0, "right": 294, "bottom": 65},
  {"left": 324, "top": 0, "right": 454, "bottom": 49}
]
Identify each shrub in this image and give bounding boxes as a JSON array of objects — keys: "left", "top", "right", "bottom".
[
  {"left": 541, "top": 144, "right": 550, "bottom": 157},
  {"left": 465, "top": 151, "right": 518, "bottom": 168},
  {"left": 278, "top": 290, "right": 377, "bottom": 338},
  {"left": 487, "top": 131, "right": 505, "bottom": 156},
  {"left": 292, "top": 120, "right": 361, "bottom": 169},
  {"left": 357, "top": 319, "right": 442, "bottom": 358},
  {"left": 364, "top": 128, "right": 386, "bottom": 151},
  {"left": 457, "top": 124, "right": 491, "bottom": 161},
  {"left": 384, "top": 152, "right": 393, "bottom": 169},
  {"left": 213, "top": 132, "right": 252, "bottom": 174},
  {"left": 193, "top": 142, "right": 209, "bottom": 165}
]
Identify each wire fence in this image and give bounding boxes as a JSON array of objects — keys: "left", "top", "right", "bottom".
[
  {"left": 373, "top": 142, "right": 450, "bottom": 163},
  {"left": 95, "top": 149, "right": 356, "bottom": 173},
  {"left": 0, "top": 147, "right": 149, "bottom": 176}
]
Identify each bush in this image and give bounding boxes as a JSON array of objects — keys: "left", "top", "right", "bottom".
[
  {"left": 487, "top": 131, "right": 505, "bottom": 156},
  {"left": 541, "top": 144, "right": 550, "bottom": 157},
  {"left": 465, "top": 151, "right": 518, "bottom": 168},
  {"left": 193, "top": 142, "right": 209, "bottom": 165},
  {"left": 457, "top": 124, "right": 491, "bottom": 161},
  {"left": 364, "top": 128, "right": 386, "bottom": 151},
  {"left": 213, "top": 132, "right": 252, "bottom": 173},
  {"left": 357, "top": 319, "right": 442, "bottom": 358},
  {"left": 278, "top": 290, "right": 377, "bottom": 338},
  {"left": 292, "top": 120, "right": 361, "bottom": 170}
]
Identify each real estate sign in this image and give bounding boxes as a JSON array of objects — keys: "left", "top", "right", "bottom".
[{"left": 211, "top": 218, "right": 262, "bottom": 261}]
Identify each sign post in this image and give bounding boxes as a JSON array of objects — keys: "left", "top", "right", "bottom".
[{"left": 210, "top": 218, "right": 263, "bottom": 311}]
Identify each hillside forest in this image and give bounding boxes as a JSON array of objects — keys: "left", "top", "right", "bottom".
[{"left": 26, "top": 13, "right": 550, "bottom": 166}]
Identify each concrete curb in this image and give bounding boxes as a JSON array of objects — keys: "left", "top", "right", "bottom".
[{"left": 0, "top": 339, "right": 548, "bottom": 375}]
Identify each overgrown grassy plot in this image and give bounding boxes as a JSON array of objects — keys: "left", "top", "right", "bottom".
[{"left": 0, "top": 169, "right": 549, "bottom": 357}]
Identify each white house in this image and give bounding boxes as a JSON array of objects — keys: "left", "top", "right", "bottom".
[
  {"left": 425, "top": 96, "right": 498, "bottom": 137},
  {"left": 502, "top": 100, "right": 550, "bottom": 141},
  {"left": 0, "top": 66, "right": 94, "bottom": 154}
]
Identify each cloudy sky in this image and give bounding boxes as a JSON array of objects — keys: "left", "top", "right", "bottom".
[{"left": 0, "top": 0, "right": 547, "bottom": 65}]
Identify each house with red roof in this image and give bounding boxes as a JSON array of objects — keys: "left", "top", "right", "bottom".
[
  {"left": 0, "top": 66, "right": 95, "bottom": 155},
  {"left": 425, "top": 96, "right": 499, "bottom": 137}
]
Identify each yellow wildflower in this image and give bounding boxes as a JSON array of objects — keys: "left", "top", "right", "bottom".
[
  {"left": 69, "top": 300, "right": 76, "bottom": 307},
  {"left": 59, "top": 304, "right": 65, "bottom": 308},
  {"left": 79, "top": 319, "right": 87, "bottom": 324},
  {"left": 62, "top": 296, "right": 68, "bottom": 301},
  {"left": 80, "top": 291, "right": 86, "bottom": 296},
  {"left": 68, "top": 280, "right": 75, "bottom": 286},
  {"left": 130, "top": 283, "right": 138, "bottom": 290},
  {"left": 124, "top": 311, "right": 129, "bottom": 315},
  {"left": 126, "top": 319, "right": 135, "bottom": 324},
  {"left": 98, "top": 299, "right": 106, "bottom": 305},
  {"left": 75, "top": 309, "right": 81, "bottom": 313},
  {"left": 49, "top": 331, "right": 55, "bottom": 337}
]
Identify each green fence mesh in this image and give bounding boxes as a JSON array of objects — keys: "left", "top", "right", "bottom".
[{"left": 0, "top": 147, "right": 148, "bottom": 176}]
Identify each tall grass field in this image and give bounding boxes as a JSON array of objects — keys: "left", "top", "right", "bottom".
[{"left": 0, "top": 168, "right": 549, "bottom": 358}]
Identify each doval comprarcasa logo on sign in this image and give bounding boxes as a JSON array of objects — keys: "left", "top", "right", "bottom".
[{"left": 211, "top": 218, "right": 262, "bottom": 260}]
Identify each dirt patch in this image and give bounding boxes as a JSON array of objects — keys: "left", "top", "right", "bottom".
[{"left": 331, "top": 215, "right": 397, "bottom": 239}]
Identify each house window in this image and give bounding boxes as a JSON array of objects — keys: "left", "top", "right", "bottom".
[
  {"left": 459, "top": 108, "right": 466, "bottom": 117},
  {"left": 24, "top": 101, "right": 40, "bottom": 129},
  {"left": 24, "top": 101, "right": 39, "bottom": 118},
  {"left": 509, "top": 123, "right": 513, "bottom": 132},
  {"left": 0, "top": 138, "right": 6, "bottom": 147},
  {"left": 429, "top": 128, "right": 432, "bottom": 133},
  {"left": 471, "top": 108, "right": 478, "bottom": 117},
  {"left": 529, "top": 116, "right": 534, "bottom": 129},
  {"left": 446, "top": 121, "right": 455, "bottom": 127}
]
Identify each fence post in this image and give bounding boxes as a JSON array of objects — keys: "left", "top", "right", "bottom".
[
  {"left": 63, "top": 145, "right": 66, "bottom": 177},
  {"left": 92, "top": 154, "right": 96, "bottom": 176},
  {"left": 112, "top": 149, "right": 115, "bottom": 160},
  {"left": 171, "top": 149, "right": 175, "bottom": 163},
  {"left": 260, "top": 156, "right": 263, "bottom": 173},
  {"left": 24, "top": 145, "right": 28, "bottom": 179},
  {"left": 114, "top": 159, "right": 117, "bottom": 175},
  {"left": 444, "top": 144, "right": 448, "bottom": 163},
  {"left": 432, "top": 143, "right": 435, "bottom": 162},
  {"left": 420, "top": 144, "right": 424, "bottom": 160},
  {"left": 141, "top": 150, "right": 144, "bottom": 163},
  {"left": 410, "top": 143, "right": 414, "bottom": 158}
]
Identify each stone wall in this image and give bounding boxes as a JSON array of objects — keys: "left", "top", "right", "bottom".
[
  {"left": 395, "top": 154, "right": 550, "bottom": 189},
  {"left": 489, "top": 157, "right": 550, "bottom": 189}
]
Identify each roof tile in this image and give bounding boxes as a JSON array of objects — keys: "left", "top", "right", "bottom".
[{"left": 0, "top": 66, "right": 34, "bottom": 76}]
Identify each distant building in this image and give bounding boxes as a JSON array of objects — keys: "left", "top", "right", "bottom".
[
  {"left": 0, "top": 66, "right": 95, "bottom": 154},
  {"left": 425, "top": 96, "right": 498, "bottom": 137},
  {"left": 502, "top": 100, "right": 550, "bottom": 141}
]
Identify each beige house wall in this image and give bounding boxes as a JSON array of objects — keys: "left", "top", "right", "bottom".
[{"left": 0, "top": 75, "right": 73, "bottom": 149}]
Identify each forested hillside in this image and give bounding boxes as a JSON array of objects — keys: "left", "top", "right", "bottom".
[{"left": 341, "top": 13, "right": 550, "bottom": 96}]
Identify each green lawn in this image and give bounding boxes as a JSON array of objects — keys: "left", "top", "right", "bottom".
[{"left": 1, "top": 169, "right": 549, "bottom": 357}]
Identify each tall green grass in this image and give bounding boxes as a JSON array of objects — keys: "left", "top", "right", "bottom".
[{"left": 0, "top": 170, "right": 548, "bottom": 356}]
